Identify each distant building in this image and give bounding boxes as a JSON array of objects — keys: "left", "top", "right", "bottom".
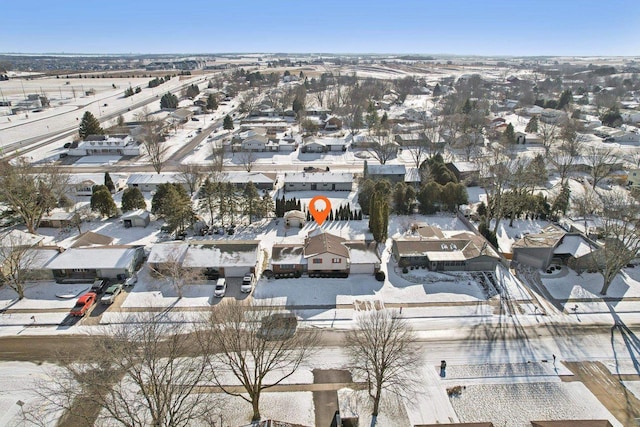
[
  {"left": 68, "top": 134, "right": 141, "bottom": 156},
  {"left": 283, "top": 172, "right": 353, "bottom": 192}
]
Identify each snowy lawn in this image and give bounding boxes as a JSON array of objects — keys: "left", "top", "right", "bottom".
[
  {"left": 542, "top": 268, "right": 640, "bottom": 301},
  {"left": 449, "top": 382, "right": 621, "bottom": 427},
  {"left": 0, "top": 282, "right": 90, "bottom": 311},
  {"left": 0, "top": 362, "right": 66, "bottom": 427}
]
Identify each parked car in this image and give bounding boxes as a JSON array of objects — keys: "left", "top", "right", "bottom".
[
  {"left": 70, "top": 292, "right": 97, "bottom": 316},
  {"left": 241, "top": 273, "right": 255, "bottom": 293},
  {"left": 124, "top": 275, "right": 138, "bottom": 287},
  {"left": 91, "top": 279, "right": 110, "bottom": 294},
  {"left": 214, "top": 278, "right": 227, "bottom": 298},
  {"left": 191, "top": 117, "right": 199, "bottom": 121},
  {"left": 100, "top": 284, "right": 123, "bottom": 305}
]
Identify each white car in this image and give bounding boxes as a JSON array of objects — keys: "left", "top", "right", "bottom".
[
  {"left": 241, "top": 273, "right": 255, "bottom": 293},
  {"left": 214, "top": 278, "right": 227, "bottom": 298}
]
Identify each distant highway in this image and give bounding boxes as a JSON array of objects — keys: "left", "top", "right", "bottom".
[{"left": 0, "top": 75, "right": 213, "bottom": 160}]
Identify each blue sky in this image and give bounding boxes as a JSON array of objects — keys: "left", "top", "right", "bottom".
[{"left": 2, "top": 0, "right": 638, "bottom": 55}]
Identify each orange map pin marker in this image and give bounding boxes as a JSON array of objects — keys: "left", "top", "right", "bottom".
[{"left": 309, "top": 196, "right": 331, "bottom": 226}]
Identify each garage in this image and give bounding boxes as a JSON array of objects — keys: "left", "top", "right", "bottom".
[
  {"left": 349, "top": 263, "right": 376, "bottom": 275},
  {"left": 222, "top": 266, "right": 253, "bottom": 278}
]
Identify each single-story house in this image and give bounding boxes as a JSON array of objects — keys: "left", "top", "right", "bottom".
[
  {"left": 126, "top": 173, "right": 187, "bottom": 193},
  {"left": 391, "top": 226, "right": 500, "bottom": 272},
  {"left": 68, "top": 134, "right": 141, "bottom": 157},
  {"left": 67, "top": 174, "right": 127, "bottom": 196},
  {"left": 394, "top": 133, "right": 429, "bottom": 147},
  {"left": 39, "top": 211, "right": 79, "bottom": 229},
  {"left": 122, "top": 210, "right": 151, "bottom": 228},
  {"left": 148, "top": 240, "right": 260, "bottom": 278},
  {"left": 446, "top": 162, "right": 481, "bottom": 185},
  {"left": 283, "top": 172, "right": 353, "bottom": 192},
  {"left": 627, "top": 168, "right": 640, "bottom": 186},
  {"left": 512, "top": 224, "right": 601, "bottom": 272},
  {"left": 69, "top": 231, "right": 114, "bottom": 248},
  {"left": 366, "top": 163, "right": 406, "bottom": 183},
  {"left": 181, "top": 240, "right": 260, "bottom": 278},
  {"left": 45, "top": 245, "right": 144, "bottom": 282},
  {"left": 324, "top": 116, "right": 343, "bottom": 131},
  {"left": 300, "top": 137, "right": 347, "bottom": 153},
  {"left": 0, "top": 230, "right": 45, "bottom": 249},
  {"left": 515, "top": 132, "right": 543, "bottom": 144},
  {"left": 284, "top": 210, "right": 306, "bottom": 228},
  {"left": 169, "top": 108, "right": 194, "bottom": 123},
  {"left": 220, "top": 172, "right": 275, "bottom": 191},
  {"left": 19, "top": 246, "right": 62, "bottom": 281}
]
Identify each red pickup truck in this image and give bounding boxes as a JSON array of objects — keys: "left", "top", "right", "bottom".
[{"left": 70, "top": 292, "right": 97, "bottom": 317}]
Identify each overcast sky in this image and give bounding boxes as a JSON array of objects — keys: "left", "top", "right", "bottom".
[{"left": 2, "top": 0, "right": 639, "bottom": 56}]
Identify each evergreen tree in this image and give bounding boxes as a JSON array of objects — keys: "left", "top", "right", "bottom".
[
  {"left": 79, "top": 111, "right": 104, "bottom": 139},
  {"left": 557, "top": 89, "right": 573, "bottom": 110},
  {"left": 206, "top": 94, "right": 218, "bottom": 110},
  {"left": 479, "top": 220, "right": 499, "bottom": 249},
  {"left": 432, "top": 83, "right": 442, "bottom": 97},
  {"left": 417, "top": 181, "right": 442, "bottom": 214},
  {"left": 121, "top": 187, "right": 147, "bottom": 212},
  {"left": 258, "top": 194, "right": 274, "bottom": 219},
  {"left": 368, "top": 181, "right": 391, "bottom": 244},
  {"left": 525, "top": 116, "right": 539, "bottom": 133},
  {"left": 461, "top": 98, "right": 472, "bottom": 114},
  {"left": 160, "top": 92, "right": 179, "bottom": 109},
  {"left": 357, "top": 179, "right": 377, "bottom": 215},
  {"left": 223, "top": 114, "right": 234, "bottom": 130},
  {"left": 243, "top": 182, "right": 260, "bottom": 224},
  {"left": 91, "top": 186, "right": 117, "bottom": 217},
  {"left": 104, "top": 172, "right": 115, "bottom": 193},
  {"left": 601, "top": 108, "right": 622, "bottom": 127},
  {"left": 502, "top": 123, "right": 516, "bottom": 144},
  {"left": 152, "top": 183, "right": 194, "bottom": 233},
  {"left": 365, "top": 102, "right": 379, "bottom": 129},
  {"left": 186, "top": 84, "right": 200, "bottom": 99}
]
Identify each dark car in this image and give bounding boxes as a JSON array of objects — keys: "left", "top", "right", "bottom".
[
  {"left": 91, "top": 279, "right": 110, "bottom": 294},
  {"left": 191, "top": 117, "right": 199, "bottom": 121}
]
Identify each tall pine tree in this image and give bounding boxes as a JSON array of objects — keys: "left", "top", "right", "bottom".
[{"left": 79, "top": 111, "right": 103, "bottom": 139}]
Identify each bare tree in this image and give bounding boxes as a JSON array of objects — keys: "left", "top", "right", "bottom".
[
  {"left": 0, "top": 232, "right": 41, "bottom": 300},
  {"left": 30, "top": 313, "right": 216, "bottom": 427},
  {"left": 584, "top": 145, "right": 618, "bottom": 189},
  {"left": 238, "top": 89, "right": 259, "bottom": 115},
  {"left": 346, "top": 310, "right": 421, "bottom": 427},
  {"left": 0, "top": 159, "right": 69, "bottom": 234},
  {"left": 150, "top": 251, "right": 203, "bottom": 299},
  {"left": 550, "top": 148, "right": 576, "bottom": 187},
  {"left": 367, "top": 128, "right": 398, "bottom": 165},
  {"left": 538, "top": 121, "right": 558, "bottom": 157},
  {"left": 199, "top": 300, "right": 318, "bottom": 422},
  {"left": 237, "top": 149, "right": 258, "bottom": 172},
  {"left": 141, "top": 121, "right": 169, "bottom": 174},
  {"left": 593, "top": 192, "right": 640, "bottom": 295},
  {"left": 177, "top": 163, "right": 204, "bottom": 196}
]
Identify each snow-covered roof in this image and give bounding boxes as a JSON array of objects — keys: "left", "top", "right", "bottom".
[
  {"left": 147, "top": 242, "right": 189, "bottom": 264},
  {"left": 121, "top": 209, "right": 150, "bottom": 220},
  {"left": 284, "top": 172, "right": 353, "bottom": 184},
  {"left": 554, "top": 235, "right": 598, "bottom": 258},
  {"left": 21, "top": 248, "right": 61, "bottom": 269},
  {"left": 344, "top": 242, "right": 379, "bottom": 264},
  {"left": 46, "top": 246, "right": 140, "bottom": 270},
  {"left": 450, "top": 161, "right": 479, "bottom": 173},
  {"left": 271, "top": 244, "right": 306, "bottom": 265},
  {"left": 221, "top": 172, "right": 274, "bottom": 185},
  {"left": 127, "top": 173, "right": 181, "bottom": 186},
  {"left": 183, "top": 240, "right": 259, "bottom": 268},
  {"left": 404, "top": 167, "right": 421, "bottom": 183},
  {"left": 367, "top": 164, "right": 406, "bottom": 175},
  {"left": 70, "top": 231, "right": 114, "bottom": 248},
  {"left": 0, "top": 230, "right": 45, "bottom": 248}
]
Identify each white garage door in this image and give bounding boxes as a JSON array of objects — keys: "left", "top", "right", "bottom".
[
  {"left": 350, "top": 263, "right": 374, "bottom": 274},
  {"left": 223, "top": 266, "right": 251, "bottom": 278}
]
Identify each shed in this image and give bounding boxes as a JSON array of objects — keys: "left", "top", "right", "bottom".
[
  {"left": 284, "top": 210, "right": 306, "bottom": 228},
  {"left": 122, "top": 210, "right": 151, "bottom": 228}
]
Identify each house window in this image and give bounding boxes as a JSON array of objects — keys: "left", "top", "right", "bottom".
[
  {"left": 278, "top": 264, "right": 294, "bottom": 269},
  {"left": 73, "top": 268, "right": 88, "bottom": 272},
  {"left": 312, "top": 259, "right": 323, "bottom": 264},
  {"left": 332, "top": 258, "right": 342, "bottom": 264}
]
